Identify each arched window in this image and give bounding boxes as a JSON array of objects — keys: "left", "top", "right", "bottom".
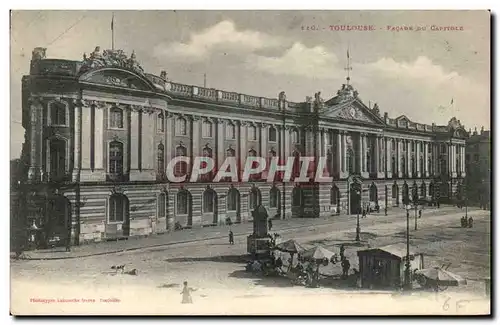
[
  {"left": 176, "top": 117, "right": 187, "bottom": 136},
  {"left": 270, "top": 187, "right": 280, "bottom": 208},
  {"left": 392, "top": 184, "right": 399, "bottom": 199},
  {"left": 227, "top": 188, "right": 239, "bottom": 211},
  {"left": 201, "top": 146, "right": 213, "bottom": 182},
  {"left": 174, "top": 145, "right": 188, "bottom": 177},
  {"left": 177, "top": 190, "right": 189, "bottom": 215},
  {"left": 248, "top": 125, "right": 257, "bottom": 141},
  {"left": 330, "top": 185, "right": 339, "bottom": 205},
  {"left": 49, "top": 138, "right": 66, "bottom": 180},
  {"left": 419, "top": 156, "right": 424, "bottom": 176},
  {"left": 292, "top": 150, "right": 301, "bottom": 179},
  {"left": 109, "top": 194, "right": 128, "bottom": 222},
  {"left": 109, "top": 141, "right": 124, "bottom": 175},
  {"left": 157, "top": 192, "right": 167, "bottom": 219},
  {"left": 291, "top": 129, "right": 299, "bottom": 144},
  {"left": 411, "top": 156, "right": 416, "bottom": 175},
  {"left": 391, "top": 156, "right": 397, "bottom": 176},
  {"left": 203, "top": 189, "right": 215, "bottom": 213},
  {"left": 401, "top": 157, "right": 406, "bottom": 177},
  {"left": 50, "top": 102, "right": 67, "bottom": 126},
  {"left": 268, "top": 149, "right": 278, "bottom": 181},
  {"left": 412, "top": 182, "right": 419, "bottom": 202},
  {"left": 226, "top": 123, "right": 236, "bottom": 140},
  {"left": 292, "top": 187, "right": 302, "bottom": 207},
  {"left": 402, "top": 183, "right": 409, "bottom": 205},
  {"left": 420, "top": 182, "right": 427, "bottom": 198},
  {"left": 268, "top": 126, "right": 277, "bottom": 142},
  {"left": 110, "top": 106, "right": 124, "bottom": 128},
  {"left": 249, "top": 188, "right": 261, "bottom": 210},
  {"left": 429, "top": 183, "right": 435, "bottom": 198},
  {"left": 370, "top": 183, "right": 378, "bottom": 202},
  {"left": 157, "top": 112, "right": 165, "bottom": 133},
  {"left": 157, "top": 143, "right": 165, "bottom": 174},
  {"left": 202, "top": 120, "right": 213, "bottom": 138},
  {"left": 248, "top": 149, "right": 259, "bottom": 181},
  {"left": 226, "top": 147, "right": 235, "bottom": 157},
  {"left": 346, "top": 148, "right": 354, "bottom": 174}
]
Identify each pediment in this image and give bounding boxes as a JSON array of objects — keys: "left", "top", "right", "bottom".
[
  {"left": 79, "top": 67, "right": 156, "bottom": 92},
  {"left": 323, "top": 100, "right": 384, "bottom": 125}
]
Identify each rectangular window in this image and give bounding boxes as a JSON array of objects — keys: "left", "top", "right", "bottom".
[{"left": 202, "top": 121, "right": 213, "bottom": 138}]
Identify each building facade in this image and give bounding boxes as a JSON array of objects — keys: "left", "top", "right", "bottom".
[
  {"left": 465, "top": 127, "right": 491, "bottom": 209},
  {"left": 18, "top": 46, "right": 469, "bottom": 246}
]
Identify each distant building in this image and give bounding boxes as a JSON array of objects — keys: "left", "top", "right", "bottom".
[
  {"left": 465, "top": 127, "right": 491, "bottom": 209},
  {"left": 17, "top": 46, "right": 469, "bottom": 247}
]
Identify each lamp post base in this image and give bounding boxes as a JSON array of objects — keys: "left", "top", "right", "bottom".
[{"left": 355, "top": 226, "right": 361, "bottom": 242}]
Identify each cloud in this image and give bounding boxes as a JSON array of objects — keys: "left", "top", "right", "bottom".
[
  {"left": 154, "top": 20, "right": 281, "bottom": 61},
  {"left": 248, "top": 42, "right": 340, "bottom": 79}
]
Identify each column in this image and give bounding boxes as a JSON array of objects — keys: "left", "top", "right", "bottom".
[
  {"left": 284, "top": 126, "right": 291, "bottom": 159},
  {"left": 407, "top": 140, "right": 412, "bottom": 177},
  {"left": 130, "top": 109, "right": 140, "bottom": 170},
  {"left": 342, "top": 132, "right": 347, "bottom": 174},
  {"left": 461, "top": 146, "right": 466, "bottom": 176},
  {"left": 191, "top": 115, "right": 201, "bottom": 162},
  {"left": 358, "top": 133, "right": 363, "bottom": 174},
  {"left": 94, "top": 106, "right": 104, "bottom": 169},
  {"left": 72, "top": 101, "right": 82, "bottom": 181},
  {"left": 423, "top": 142, "right": 429, "bottom": 177},
  {"left": 322, "top": 129, "right": 328, "bottom": 157},
  {"left": 416, "top": 141, "right": 421, "bottom": 178},
  {"left": 385, "top": 137, "right": 392, "bottom": 178},
  {"left": 260, "top": 123, "right": 268, "bottom": 160},
  {"left": 217, "top": 119, "right": 224, "bottom": 169},
  {"left": 239, "top": 121, "right": 247, "bottom": 171},
  {"left": 141, "top": 110, "right": 154, "bottom": 170},
  {"left": 397, "top": 139, "right": 403, "bottom": 178},
  {"left": 28, "top": 99, "right": 41, "bottom": 181},
  {"left": 374, "top": 135, "right": 380, "bottom": 176},
  {"left": 336, "top": 131, "right": 343, "bottom": 174},
  {"left": 363, "top": 134, "right": 368, "bottom": 173},
  {"left": 165, "top": 113, "right": 173, "bottom": 168}
]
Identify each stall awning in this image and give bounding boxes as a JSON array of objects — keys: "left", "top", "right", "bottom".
[{"left": 357, "top": 243, "right": 421, "bottom": 260}]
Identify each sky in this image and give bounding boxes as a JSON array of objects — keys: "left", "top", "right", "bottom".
[{"left": 10, "top": 10, "right": 491, "bottom": 159}]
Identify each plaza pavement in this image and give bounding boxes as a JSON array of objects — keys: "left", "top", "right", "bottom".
[{"left": 17, "top": 205, "right": 482, "bottom": 260}]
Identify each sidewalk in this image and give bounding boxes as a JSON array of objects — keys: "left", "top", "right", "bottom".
[{"left": 15, "top": 205, "right": 471, "bottom": 260}]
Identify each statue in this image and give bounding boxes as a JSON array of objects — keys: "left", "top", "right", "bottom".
[
  {"left": 31, "top": 47, "right": 46, "bottom": 61},
  {"left": 90, "top": 46, "right": 102, "bottom": 60},
  {"left": 481, "top": 126, "right": 484, "bottom": 133},
  {"left": 160, "top": 70, "right": 167, "bottom": 80},
  {"left": 314, "top": 91, "right": 324, "bottom": 107},
  {"left": 305, "top": 96, "right": 312, "bottom": 103},
  {"left": 474, "top": 127, "right": 478, "bottom": 135},
  {"left": 83, "top": 52, "right": 87, "bottom": 61},
  {"left": 278, "top": 91, "right": 286, "bottom": 102},
  {"left": 372, "top": 103, "right": 380, "bottom": 116}
]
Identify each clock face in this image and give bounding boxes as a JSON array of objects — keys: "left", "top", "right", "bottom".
[{"left": 349, "top": 107, "right": 357, "bottom": 118}]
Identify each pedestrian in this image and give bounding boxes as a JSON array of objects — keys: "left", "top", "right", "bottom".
[
  {"left": 468, "top": 217, "right": 474, "bottom": 228},
  {"left": 65, "top": 236, "right": 71, "bottom": 252},
  {"left": 268, "top": 218, "right": 273, "bottom": 231},
  {"left": 181, "top": 281, "right": 195, "bottom": 304},
  {"left": 229, "top": 230, "right": 234, "bottom": 245},
  {"left": 418, "top": 209, "right": 422, "bottom": 219},
  {"left": 341, "top": 257, "right": 351, "bottom": 279},
  {"left": 339, "top": 244, "right": 345, "bottom": 261},
  {"left": 362, "top": 209, "right": 367, "bottom": 219}
]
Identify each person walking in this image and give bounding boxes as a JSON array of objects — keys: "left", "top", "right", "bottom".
[
  {"left": 418, "top": 209, "right": 422, "bottom": 219},
  {"left": 229, "top": 230, "right": 234, "bottom": 245},
  {"left": 339, "top": 244, "right": 345, "bottom": 261},
  {"left": 180, "top": 281, "right": 195, "bottom": 304},
  {"left": 268, "top": 218, "right": 273, "bottom": 231},
  {"left": 341, "top": 257, "right": 351, "bottom": 279}
]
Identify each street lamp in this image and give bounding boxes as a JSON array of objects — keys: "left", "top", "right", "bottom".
[
  {"left": 405, "top": 205, "right": 412, "bottom": 290},
  {"left": 355, "top": 189, "right": 361, "bottom": 242},
  {"left": 384, "top": 185, "right": 388, "bottom": 216}
]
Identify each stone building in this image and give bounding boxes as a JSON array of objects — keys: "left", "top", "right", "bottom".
[
  {"left": 465, "top": 127, "right": 491, "bottom": 209},
  {"left": 18, "top": 46, "right": 469, "bottom": 246}
]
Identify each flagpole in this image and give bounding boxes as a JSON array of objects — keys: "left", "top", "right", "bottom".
[{"left": 111, "top": 12, "right": 115, "bottom": 50}]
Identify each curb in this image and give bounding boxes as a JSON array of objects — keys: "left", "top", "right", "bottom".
[{"left": 15, "top": 207, "right": 470, "bottom": 261}]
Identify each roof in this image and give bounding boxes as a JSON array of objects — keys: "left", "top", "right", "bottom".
[{"left": 357, "top": 243, "right": 421, "bottom": 259}]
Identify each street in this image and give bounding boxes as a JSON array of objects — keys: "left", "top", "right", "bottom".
[{"left": 10, "top": 207, "right": 491, "bottom": 315}]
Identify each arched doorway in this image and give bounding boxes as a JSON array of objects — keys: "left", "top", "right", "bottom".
[
  {"left": 392, "top": 183, "right": 399, "bottom": 207},
  {"left": 108, "top": 194, "right": 130, "bottom": 237},
  {"left": 370, "top": 183, "right": 378, "bottom": 206},
  {"left": 227, "top": 187, "right": 241, "bottom": 223},
  {"left": 270, "top": 187, "right": 281, "bottom": 213},
  {"left": 157, "top": 192, "right": 169, "bottom": 230},
  {"left": 402, "top": 182, "right": 409, "bottom": 206},
  {"left": 350, "top": 182, "right": 362, "bottom": 215},
  {"left": 202, "top": 187, "right": 218, "bottom": 225},
  {"left": 49, "top": 138, "right": 67, "bottom": 181},
  {"left": 176, "top": 190, "right": 193, "bottom": 228},
  {"left": 420, "top": 182, "right": 427, "bottom": 199},
  {"left": 249, "top": 187, "right": 262, "bottom": 212},
  {"left": 412, "top": 181, "right": 419, "bottom": 204},
  {"left": 47, "top": 195, "right": 71, "bottom": 245}
]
